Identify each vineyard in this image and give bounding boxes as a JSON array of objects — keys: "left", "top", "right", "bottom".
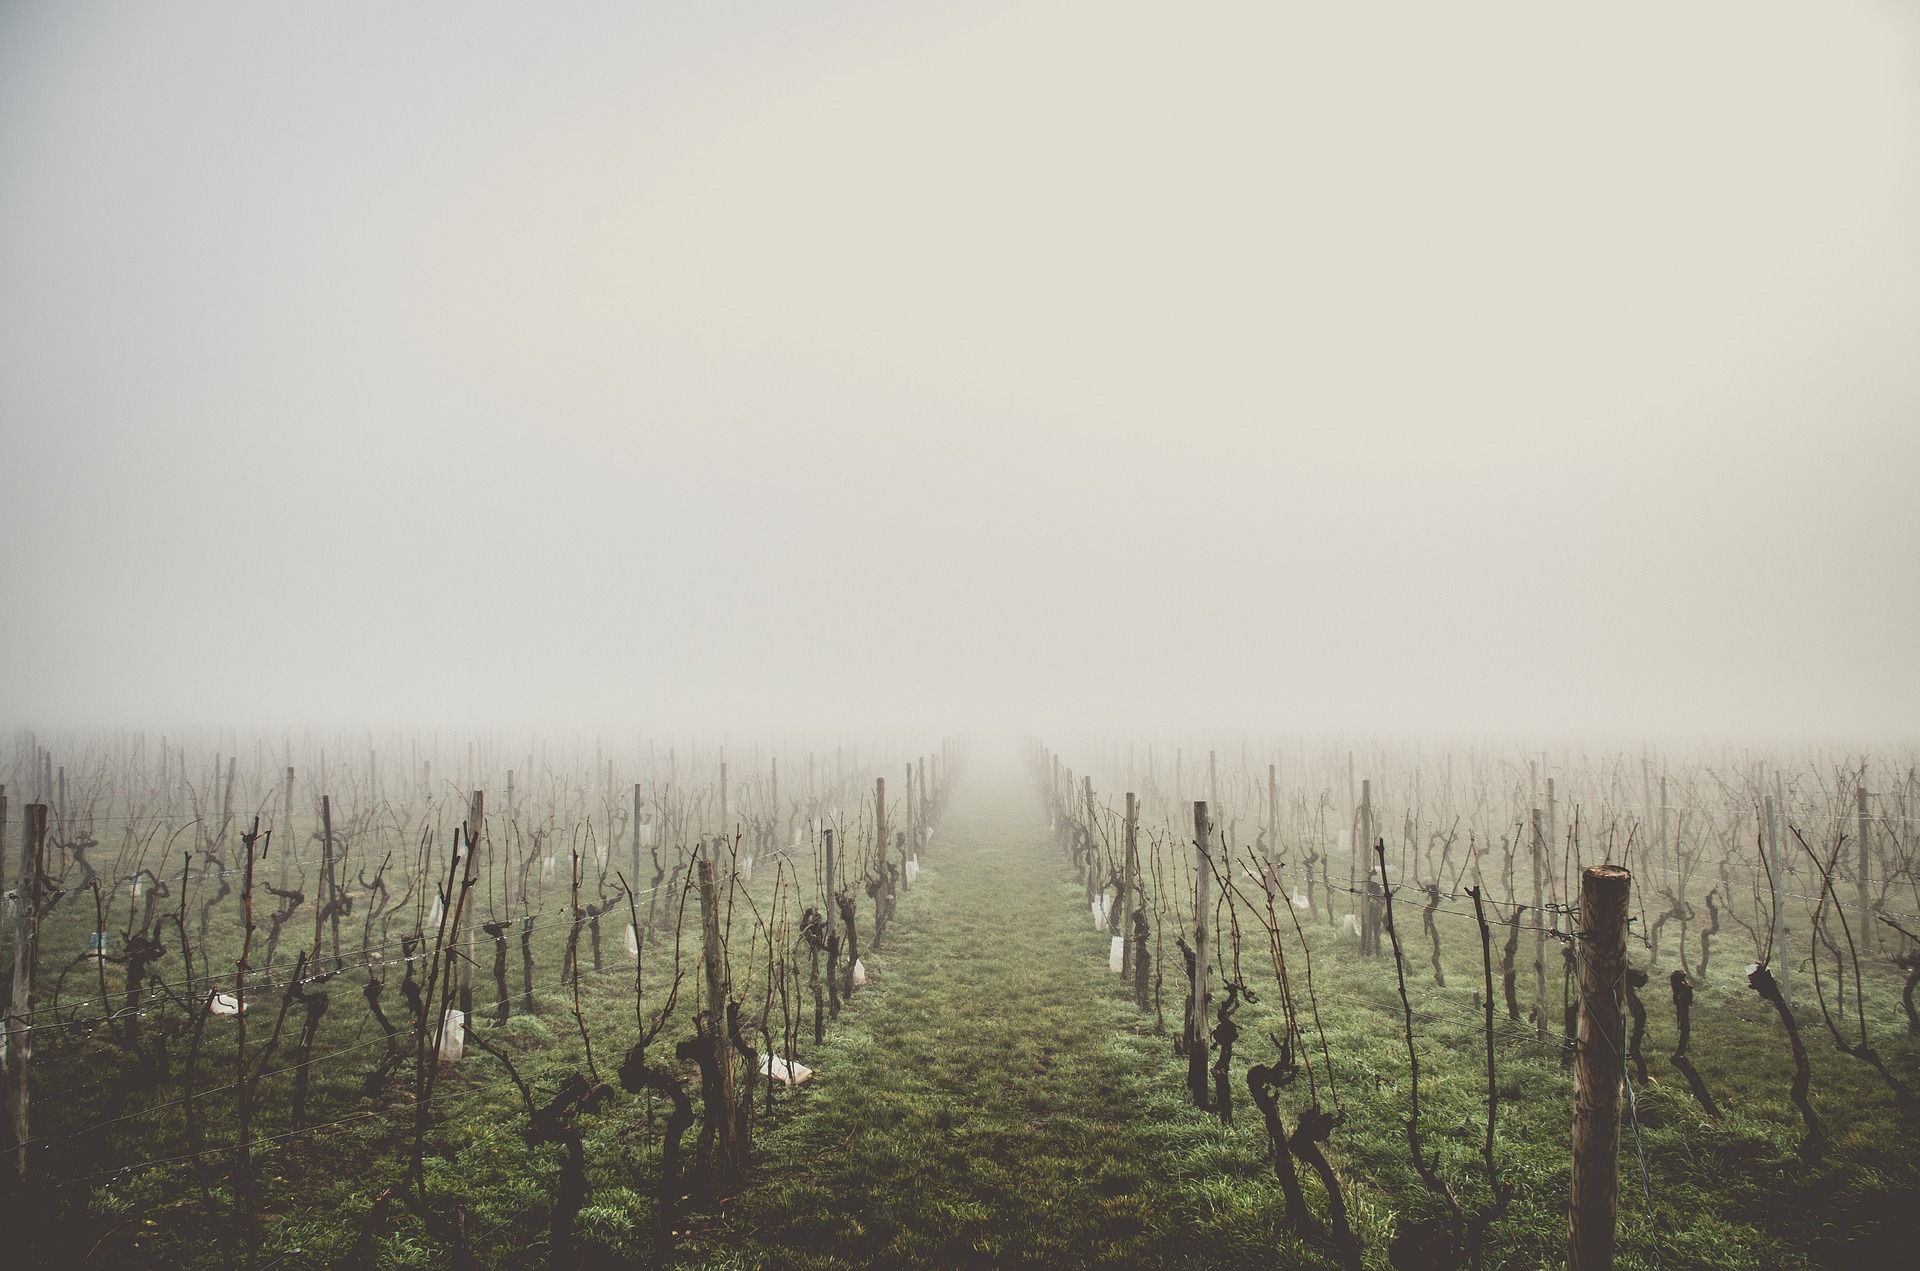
[
  {"left": 4, "top": 2, "right": 1916, "bottom": 1268},
  {"left": 1, "top": 733, "right": 1916, "bottom": 1268}
]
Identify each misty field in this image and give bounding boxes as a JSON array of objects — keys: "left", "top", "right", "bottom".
[
  {"left": 2, "top": 733, "right": 1916, "bottom": 1269},
  {"left": 6, "top": 4, "right": 1920, "bottom": 1269}
]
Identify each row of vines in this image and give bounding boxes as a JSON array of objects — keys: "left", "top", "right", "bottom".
[
  {"left": 1035, "top": 736, "right": 1920, "bottom": 1269},
  {"left": 0, "top": 730, "right": 959, "bottom": 1267}
]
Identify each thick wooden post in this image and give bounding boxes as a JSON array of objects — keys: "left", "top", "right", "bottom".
[
  {"left": 1359, "top": 779, "right": 1376, "bottom": 955},
  {"left": 6, "top": 804, "right": 48, "bottom": 1183},
  {"left": 1121, "top": 792, "right": 1138, "bottom": 979},
  {"left": 280, "top": 766, "right": 295, "bottom": 891},
  {"left": 1570, "top": 864, "right": 1632, "bottom": 1271},
  {"left": 698, "top": 851, "right": 740, "bottom": 1172},
  {"left": 1533, "top": 808, "right": 1550, "bottom": 1040},
  {"left": 1857, "top": 785, "right": 1873, "bottom": 954},
  {"left": 904, "top": 763, "right": 916, "bottom": 888},
  {"left": 1766, "top": 794, "right": 1789, "bottom": 1008},
  {"left": 1267, "top": 763, "right": 1278, "bottom": 861},
  {"left": 1208, "top": 751, "right": 1220, "bottom": 825},
  {"left": 1192, "top": 801, "right": 1213, "bottom": 1046},
  {"left": 459, "top": 791, "right": 483, "bottom": 1016},
  {"left": 1653, "top": 774, "right": 1666, "bottom": 903},
  {"left": 313, "top": 794, "right": 332, "bottom": 965},
  {"left": 874, "top": 776, "right": 887, "bottom": 879},
  {"left": 824, "top": 826, "right": 837, "bottom": 914},
  {"left": 1549, "top": 775, "right": 1562, "bottom": 903},
  {"left": 641, "top": 783, "right": 656, "bottom": 902},
  {"left": 1083, "top": 776, "right": 1100, "bottom": 909}
]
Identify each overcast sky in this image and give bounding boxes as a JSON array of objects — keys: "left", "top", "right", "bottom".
[{"left": 1, "top": 1, "right": 1915, "bottom": 740}]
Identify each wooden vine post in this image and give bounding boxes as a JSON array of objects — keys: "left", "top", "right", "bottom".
[
  {"left": 5, "top": 804, "right": 48, "bottom": 1184},
  {"left": 1569, "top": 864, "right": 1631, "bottom": 1271},
  {"left": 1532, "top": 807, "right": 1550, "bottom": 1040},
  {"left": 314, "top": 794, "right": 333, "bottom": 969},
  {"left": 823, "top": 826, "right": 844, "bottom": 1019},
  {"left": 1121, "top": 792, "right": 1139, "bottom": 978},
  {"left": 1359, "top": 779, "right": 1377, "bottom": 955},
  {"left": 698, "top": 849, "right": 740, "bottom": 1173},
  {"left": 1190, "top": 800, "right": 1213, "bottom": 1104},
  {"left": 458, "top": 791, "right": 483, "bottom": 1018},
  {"left": 281, "top": 765, "right": 294, "bottom": 891},
  {"left": 1083, "top": 776, "right": 1100, "bottom": 913},
  {"left": 1766, "top": 794, "right": 1789, "bottom": 1008},
  {"left": 1267, "top": 762, "right": 1278, "bottom": 861},
  {"left": 1857, "top": 785, "right": 1873, "bottom": 954},
  {"left": 874, "top": 775, "right": 887, "bottom": 884},
  {"left": 632, "top": 782, "right": 644, "bottom": 903}
]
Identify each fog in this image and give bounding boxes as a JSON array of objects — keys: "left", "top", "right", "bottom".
[{"left": 2, "top": 2, "right": 1916, "bottom": 740}]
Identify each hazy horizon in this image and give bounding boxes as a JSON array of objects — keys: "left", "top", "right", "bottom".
[{"left": 4, "top": 2, "right": 1917, "bottom": 741}]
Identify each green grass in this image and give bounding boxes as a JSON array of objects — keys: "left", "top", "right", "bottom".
[
  {"left": 11, "top": 761, "right": 1920, "bottom": 1269},
  {"left": 686, "top": 760, "right": 1920, "bottom": 1269}
]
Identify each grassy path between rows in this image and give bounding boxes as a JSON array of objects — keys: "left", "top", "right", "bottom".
[{"left": 684, "top": 755, "right": 1272, "bottom": 1270}]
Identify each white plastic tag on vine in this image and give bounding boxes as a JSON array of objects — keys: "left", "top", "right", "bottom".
[
  {"left": 208, "top": 991, "right": 243, "bottom": 1017},
  {"left": 761, "top": 1054, "right": 814, "bottom": 1086},
  {"left": 1109, "top": 935, "right": 1125, "bottom": 974},
  {"left": 851, "top": 958, "right": 867, "bottom": 987},
  {"left": 625, "top": 924, "right": 640, "bottom": 959},
  {"left": 439, "top": 1009, "right": 466, "bottom": 1064}
]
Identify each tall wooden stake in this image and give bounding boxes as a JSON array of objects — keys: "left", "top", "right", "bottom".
[
  {"left": 458, "top": 791, "right": 484, "bottom": 1017},
  {"left": 641, "top": 783, "right": 656, "bottom": 902},
  {"left": 698, "top": 850, "right": 740, "bottom": 1173},
  {"left": 1192, "top": 800, "right": 1213, "bottom": 1048},
  {"left": 5, "top": 804, "right": 48, "bottom": 1183},
  {"left": 1857, "top": 784, "right": 1873, "bottom": 954},
  {"left": 1570, "top": 865, "right": 1631, "bottom": 1271},
  {"left": 1766, "top": 794, "right": 1789, "bottom": 1009},
  {"left": 1121, "top": 792, "right": 1139, "bottom": 980},
  {"left": 314, "top": 794, "right": 332, "bottom": 967},
  {"left": 1533, "top": 807, "right": 1550, "bottom": 1041},
  {"left": 280, "top": 766, "right": 294, "bottom": 891},
  {"left": 874, "top": 776, "right": 887, "bottom": 883}
]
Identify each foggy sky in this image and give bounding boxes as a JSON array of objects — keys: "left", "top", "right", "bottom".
[{"left": 2, "top": 2, "right": 1917, "bottom": 740}]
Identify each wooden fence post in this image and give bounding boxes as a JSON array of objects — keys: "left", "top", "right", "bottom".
[
  {"left": 698, "top": 850, "right": 740, "bottom": 1173},
  {"left": 1083, "top": 776, "right": 1100, "bottom": 910},
  {"left": 314, "top": 794, "right": 332, "bottom": 968},
  {"left": 459, "top": 791, "right": 483, "bottom": 1017},
  {"left": 641, "top": 783, "right": 656, "bottom": 902},
  {"left": 5, "top": 803, "right": 48, "bottom": 1184},
  {"left": 874, "top": 775, "right": 887, "bottom": 884},
  {"left": 1533, "top": 807, "right": 1550, "bottom": 1040},
  {"left": 1121, "top": 792, "right": 1138, "bottom": 979},
  {"left": 1359, "top": 779, "right": 1376, "bottom": 955},
  {"left": 1766, "top": 794, "right": 1789, "bottom": 1009},
  {"left": 904, "top": 764, "right": 916, "bottom": 890},
  {"left": 1267, "top": 763, "right": 1278, "bottom": 861},
  {"left": 281, "top": 766, "right": 294, "bottom": 891},
  {"left": 1191, "top": 801, "right": 1213, "bottom": 1106},
  {"left": 1570, "top": 864, "right": 1631, "bottom": 1271},
  {"left": 1857, "top": 785, "right": 1873, "bottom": 954}
]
